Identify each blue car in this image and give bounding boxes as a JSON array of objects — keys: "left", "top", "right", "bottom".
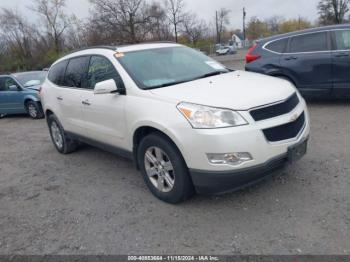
[{"left": 0, "top": 71, "right": 47, "bottom": 119}]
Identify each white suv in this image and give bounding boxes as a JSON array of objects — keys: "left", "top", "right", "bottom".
[{"left": 41, "top": 43, "right": 310, "bottom": 203}]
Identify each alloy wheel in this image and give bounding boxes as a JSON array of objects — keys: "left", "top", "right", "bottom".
[
  {"left": 50, "top": 121, "right": 63, "bottom": 149},
  {"left": 144, "top": 146, "right": 175, "bottom": 193},
  {"left": 28, "top": 104, "right": 37, "bottom": 118}
]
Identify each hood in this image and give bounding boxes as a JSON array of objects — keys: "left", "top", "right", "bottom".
[
  {"left": 25, "top": 85, "right": 41, "bottom": 91},
  {"left": 149, "top": 71, "right": 296, "bottom": 111}
]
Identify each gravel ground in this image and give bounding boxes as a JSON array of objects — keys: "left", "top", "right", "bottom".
[{"left": 0, "top": 56, "right": 349, "bottom": 255}]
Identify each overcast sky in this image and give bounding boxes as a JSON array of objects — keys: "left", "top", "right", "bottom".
[{"left": 1, "top": 0, "right": 320, "bottom": 29}]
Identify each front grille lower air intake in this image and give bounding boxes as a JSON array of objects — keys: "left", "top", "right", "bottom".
[{"left": 263, "top": 112, "right": 305, "bottom": 142}]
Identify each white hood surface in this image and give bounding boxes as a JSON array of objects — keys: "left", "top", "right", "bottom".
[{"left": 150, "top": 71, "right": 296, "bottom": 111}]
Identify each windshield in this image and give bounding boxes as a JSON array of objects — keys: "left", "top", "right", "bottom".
[
  {"left": 12, "top": 71, "right": 47, "bottom": 87},
  {"left": 117, "top": 46, "right": 229, "bottom": 89}
]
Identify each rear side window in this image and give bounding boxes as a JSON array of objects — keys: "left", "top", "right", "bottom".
[
  {"left": 289, "top": 32, "right": 328, "bottom": 53},
  {"left": 63, "top": 56, "right": 90, "bottom": 88},
  {"left": 334, "top": 30, "right": 350, "bottom": 50},
  {"left": 265, "top": 38, "right": 288, "bottom": 53},
  {"left": 87, "top": 56, "right": 123, "bottom": 89},
  {"left": 48, "top": 60, "right": 68, "bottom": 86}
]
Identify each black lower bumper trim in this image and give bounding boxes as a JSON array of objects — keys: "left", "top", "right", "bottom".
[{"left": 189, "top": 154, "right": 289, "bottom": 195}]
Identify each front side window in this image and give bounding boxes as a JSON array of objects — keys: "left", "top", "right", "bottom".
[
  {"left": 0, "top": 77, "right": 19, "bottom": 91},
  {"left": 48, "top": 60, "right": 68, "bottom": 86},
  {"left": 63, "top": 56, "right": 90, "bottom": 88},
  {"left": 87, "top": 56, "right": 123, "bottom": 89},
  {"left": 265, "top": 38, "right": 288, "bottom": 53},
  {"left": 289, "top": 32, "right": 328, "bottom": 53},
  {"left": 334, "top": 30, "right": 350, "bottom": 50},
  {"left": 117, "top": 46, "right": 229, "bottom": 90}
]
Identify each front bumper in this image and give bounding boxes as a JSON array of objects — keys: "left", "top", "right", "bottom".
[{"left": 190, "top": 138, "right": 308, "bottom": 195}]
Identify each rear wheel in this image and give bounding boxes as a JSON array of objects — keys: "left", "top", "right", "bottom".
[
  {"left": 137, "top": 133, "right": 194, "bottom": 204},
  {"left": 26, "top": 100, "right": 44, "bottom": 119},
  {"left": 48, "top": 114, "right": 79, "bottom": 154}
]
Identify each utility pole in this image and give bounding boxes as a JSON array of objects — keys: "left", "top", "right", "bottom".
[
  {"left": 216, "top": 10, "right": 219, "bottom": 44},
  {"left": 243, "top": 7, "right": 246, "bottom": 46}
]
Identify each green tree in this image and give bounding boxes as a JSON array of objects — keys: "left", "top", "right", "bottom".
[
  {"left": 246, "top": 17, "right": 270, "bottom": 40},
  {"left": 279, "top": 18, "right": 312, "bottom": 33}
]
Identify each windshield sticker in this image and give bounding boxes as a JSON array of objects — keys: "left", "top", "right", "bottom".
[
  {"left": 114, "top": 52, "right": 125, "bottom": 58},
  {"left": 205, "top": 61, "right": 225, "bottom": 70}
]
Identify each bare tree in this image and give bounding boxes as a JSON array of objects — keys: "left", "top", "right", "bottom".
[
  {"left": 147, "top": 2, "right": 172, "bottom": 41},
  {"left": 0, "top": 8, "right": 35, "bottom": 70},
  {"left": 31, "top": 0, "right": 70, "bottom": 53},
  {"left": 265, "top": 16, "right": 284, "bottom": 34},
  {"left": 165, "top": 0, "right": 185, "bottom": 42},
  {"left": 65, "top": 16, "right": 89, "bottom": 49},
  {"left": 215, "top": 8, "right": 230, "bottom": 44},
  {"left": 89, "top": 0, "right": 152, "bottom": 44},
  {"left": 182, "top": 14, "right": 208, "bottom": 47},
  {"left": 318, "top": 0, "right": 350, "bottom": 25}
]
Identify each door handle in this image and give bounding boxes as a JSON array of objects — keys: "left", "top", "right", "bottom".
[
  {"left": 285, "top": 56, "right": 297, "bottom": 61},
  {"left": 334, "top": 53, "right": 349, "bottom": 58},
  {"left": 82, "top": 100, "right": 91, "bottom": 106},
  {"left": 57, "top": 96, "right": 63, "bottom": 101}
]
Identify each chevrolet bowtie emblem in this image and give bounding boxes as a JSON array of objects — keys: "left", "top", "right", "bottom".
[{"left": 291, "top": 114, "right": 299, "bottom": 122}]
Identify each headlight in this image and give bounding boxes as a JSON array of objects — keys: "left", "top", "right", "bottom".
[{"left": 177, "top": 102, "right": 248, "bottom": 129}]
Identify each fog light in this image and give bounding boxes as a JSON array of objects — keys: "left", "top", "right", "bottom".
[{"left": 207, "top": 152, "right": 253, "bottom": 166}]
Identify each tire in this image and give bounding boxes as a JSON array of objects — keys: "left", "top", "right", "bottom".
[
  {"left": 26, "top": 100, "right": 44, "bottom": 119},
  {"left": 137, "top": 133, "right": 195, "bottom": 204},
  {"left": 47, "top": 114, "right": 79, "bottom": 154}
]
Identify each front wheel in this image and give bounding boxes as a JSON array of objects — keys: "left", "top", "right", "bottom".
[
  {"left": 137, "top": 133, "right": 194, "bottom": 204},
  {"left": 26, "top": 100, "right": 44, "bottom": 119}
]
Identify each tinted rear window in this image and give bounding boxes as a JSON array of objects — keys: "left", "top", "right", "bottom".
[
  {"left": 63, "top": 56, "right": 90, "bottom": 88},
  {"left": 265, "top": 38, "right": 288, "bottom": 53},
  {"left": 290, "top": 32, "right": 328, "bottom": 53},
  {"left": 48, "top": 60, "right": 68, "bottom": 86}
]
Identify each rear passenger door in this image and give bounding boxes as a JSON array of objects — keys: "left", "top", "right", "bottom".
[
  {"left": 331, "top": 29, "right": 350, "bottom": 98},
  {"left": 281, "top": 31, "right": 332, "bottom": 97},
  {"left": 58, "top": 56, "right": 90, "bottom": 135}
]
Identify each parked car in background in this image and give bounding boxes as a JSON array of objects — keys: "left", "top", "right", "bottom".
[
  {"left": 41, "top": 43, "right": 309, "bottom": 203},
  {"left": 0, "top": 71, "right": 46, "bottom": 119},
  {"left": 216, "top": 45, "right": 237, "bottom": 56},
  {"left": 245, "top": 24, "right": 350, "bottom": 99}
]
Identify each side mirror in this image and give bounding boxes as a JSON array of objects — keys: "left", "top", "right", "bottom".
[
  {"left": 94, "top": 79, "right": 119, "bottom": 95},
  {"left": 8, "top": 85, "right": 19, "bottom": 91}
]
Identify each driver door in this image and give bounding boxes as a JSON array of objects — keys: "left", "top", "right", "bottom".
[
  {"left": 81, "top": 55, "right": 127, "bottom": 148},
  {"left": 0, "top": 77, "right": 24, "bottom": 114}
]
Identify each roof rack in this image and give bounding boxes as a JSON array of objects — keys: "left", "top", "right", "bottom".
[
  {"left": 67, "top": 41, "right": 179, "bottom": 55},
  {"left": 67, "top": 45, "right": 117, "bottom": 55}
]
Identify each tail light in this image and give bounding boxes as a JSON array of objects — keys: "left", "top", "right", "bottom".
[{"left": 246, "top": 44, "right": 261, "bottom": 63}]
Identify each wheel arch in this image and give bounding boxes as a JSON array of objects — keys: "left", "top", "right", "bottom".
[
  {"left": 132, "top": 125, "right": 185, "bottom": 170},
  {"left": 23, "top": 94, "right": 40, "bottom": 105}
]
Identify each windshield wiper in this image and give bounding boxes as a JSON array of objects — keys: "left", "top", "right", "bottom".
[
  {"left": 195, "top": 71, "right": 228, "bottom": 80},
  {"left": 146, "top": 71, "right": 229, "bottom": 89},
  {"left": 148, "top": 79, "right": 191, "bottom": 89}
]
